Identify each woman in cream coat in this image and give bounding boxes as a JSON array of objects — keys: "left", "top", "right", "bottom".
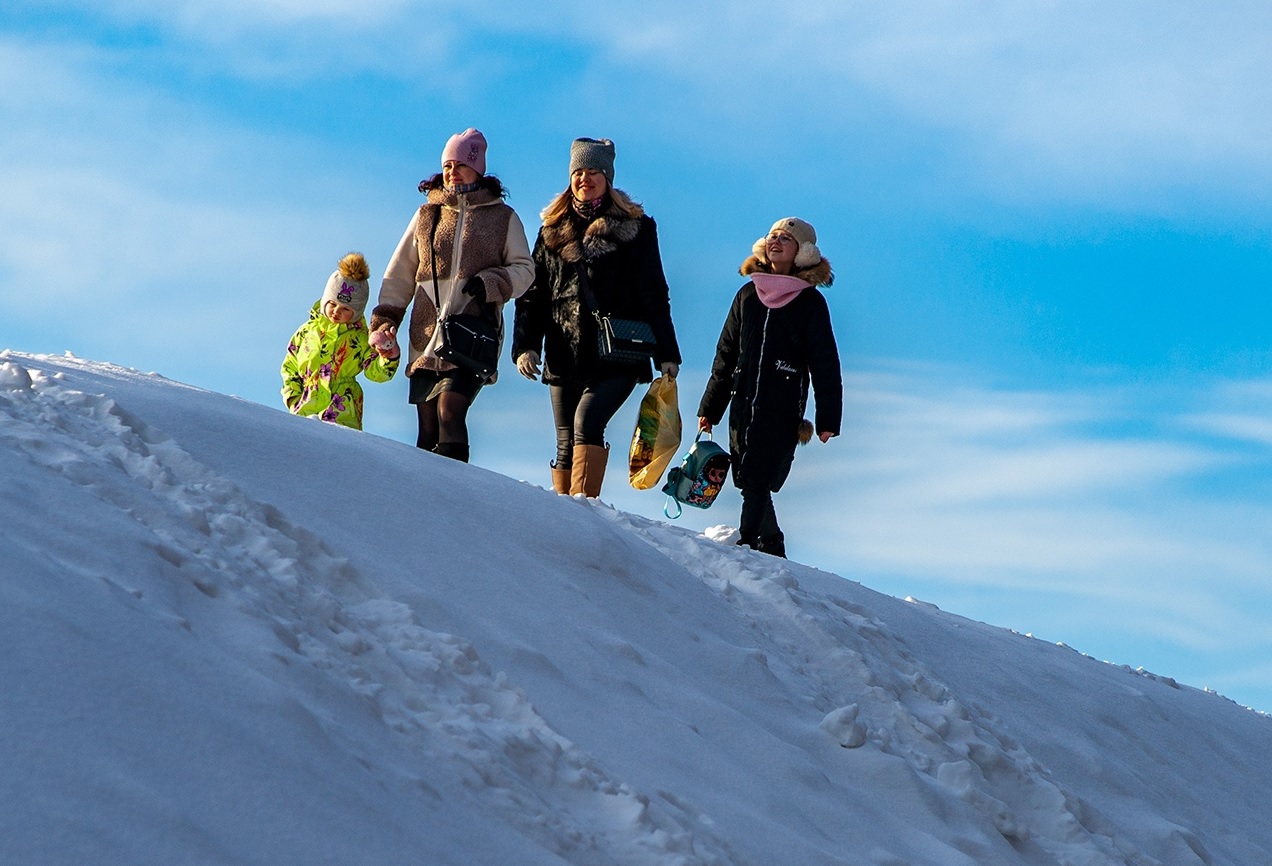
[{"left": 372, "top": 129, "right": 534, "bottom": 463}]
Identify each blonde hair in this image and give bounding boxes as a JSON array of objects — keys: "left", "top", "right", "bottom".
[{"left": 540, "top": 187, "right": 643, "bottom": 227}]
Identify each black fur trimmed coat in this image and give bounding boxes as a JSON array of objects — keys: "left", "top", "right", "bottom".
[
  {"left": 512, "top": 200, "right": 681, "bottom": 385},
  {"left": 698, "top": 256, "right": 842, "bottom": 493}
]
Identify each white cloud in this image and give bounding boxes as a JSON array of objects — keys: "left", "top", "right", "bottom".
[
  {"left": 0, "top": 37, "right": 405, "bottom": 387},
  {"left": 517, "top": 2, "right": 1272, "bottom": 207},
  {"left": 15, "top": 2, "right": 1272, "bottom": 208},
  {"left": 772, "top": 365, "right": 1272, "bottom": 630},
  {"left": 33, "top": 0, "right": 417, "bottom": 32}
]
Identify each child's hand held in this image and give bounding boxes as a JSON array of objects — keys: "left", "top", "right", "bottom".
[{"left": 370, "top": 326, "right": 400, "bottom": 359}]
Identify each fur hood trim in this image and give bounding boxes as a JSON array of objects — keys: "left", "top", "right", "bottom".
[
  {"left": 540, "top": 195, "right": 645, "bottom": 263},
  {"left": 740, "top": 254, "right": 834, "bottom": 288}
]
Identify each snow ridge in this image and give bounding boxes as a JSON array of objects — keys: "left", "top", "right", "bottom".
[
  {"left": 0, "top": 359, "right": 740, "bottom": 866},
  {"left": 604, "top": 508, "right": 1205, "bottom": 866}
]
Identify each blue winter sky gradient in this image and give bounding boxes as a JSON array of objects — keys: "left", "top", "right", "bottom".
[{"left": 4, "top": 2, "right": 1272, "bottom": 711}]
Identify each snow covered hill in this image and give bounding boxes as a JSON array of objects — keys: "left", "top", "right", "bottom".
[{"left": 2, "top": 350, "right": 1269, "bottom": 866}]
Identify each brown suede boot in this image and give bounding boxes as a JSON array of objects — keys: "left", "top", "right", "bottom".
[
  {"left": 570, "top": 444, "right": 609, "bottom": 498},
  {"left": 550, "top": 464, "right": 571, "bottom": 495}
]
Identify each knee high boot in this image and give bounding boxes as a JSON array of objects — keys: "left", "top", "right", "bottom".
[
  {"left": 550, "top": 463, "right": 571, "bottom": 494},
  {"left": 570, "top": 444, "right": 609, "bottom": 498}
]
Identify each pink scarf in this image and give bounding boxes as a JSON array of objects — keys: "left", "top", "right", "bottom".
[{"left": 751, "top": 272, "right": 811, "bottom": 309}]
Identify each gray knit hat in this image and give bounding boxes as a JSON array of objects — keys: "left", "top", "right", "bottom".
[
  {"left": 569, "top": 137, "right": 616, "bottom": 183},
  {"left": 321, "top": 252, "right": 371, "bottom": 318}
]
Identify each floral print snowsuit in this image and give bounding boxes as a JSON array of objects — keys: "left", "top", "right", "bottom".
[{"left": 281, "top": 301, "right": 399, "bottom": 430}]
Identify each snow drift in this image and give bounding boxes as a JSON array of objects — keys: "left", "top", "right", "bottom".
[{"left": 2, "top": 350, "right": 1269, "bottom": 866}]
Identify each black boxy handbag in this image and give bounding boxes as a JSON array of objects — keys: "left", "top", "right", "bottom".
[
  {"left": 437, "top": 314, "right": 499, "bottom": 379},
  {"left": 576, "top": 263, "right": 656, "bottom": 367},
  {"left": 428, "top": 208, "right": 500, "bottom": 380},
  {"left": 596, "top": 314, "right": 657, "bottom": 365}
]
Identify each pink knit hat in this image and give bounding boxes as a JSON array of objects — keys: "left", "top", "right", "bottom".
[{"left": 441, "top": 128, "right": 488, "bottom": 175}]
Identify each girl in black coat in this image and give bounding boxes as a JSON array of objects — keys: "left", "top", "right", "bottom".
[
  {"left": 512, "top": 138, "right": 681, "bottom": 498},
  {"left": 698, "top": 217, "right": 842, "bottom": 557}
]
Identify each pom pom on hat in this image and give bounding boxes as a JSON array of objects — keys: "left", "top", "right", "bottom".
[
  {"left": 752, "top": 217, "right": 822, "bottom": 268},
  {"left": 569, "top": 137, "right": 616, "bottom": 183},
  {"left": 441, "top": 128, "right": 488, "bottom": 175},
  {"left": 321, "top": 252, "right": 371, "bottom": 318}
]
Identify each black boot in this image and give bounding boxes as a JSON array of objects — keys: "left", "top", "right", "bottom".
[
  {"left": 433, "top": 442, "right": 470, "bottom": 463},
  {"left": 757, "top": 533, "right": 786, "bottom": 558}
]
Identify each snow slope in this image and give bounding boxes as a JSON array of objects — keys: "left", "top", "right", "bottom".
[{"left": 2, "top": 350, "right": 1269, "bottom": 866}]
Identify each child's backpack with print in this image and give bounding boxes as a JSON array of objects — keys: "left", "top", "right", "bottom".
[{"left": 662, "top": 433, "right": 731, "bottom": 518}]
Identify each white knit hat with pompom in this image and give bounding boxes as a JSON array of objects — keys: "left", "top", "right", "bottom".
[{"left": 320, "top": 252, "right": 371, "bottom": 317}]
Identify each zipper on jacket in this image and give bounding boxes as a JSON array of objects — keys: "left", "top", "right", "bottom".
[
  {"left": 740, "top": 307, "right": 771, "bottom": 461},
  {"left": 444, "top": 196, "right": 468, "bottom": 317}
]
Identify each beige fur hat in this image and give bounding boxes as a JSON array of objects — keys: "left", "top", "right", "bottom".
[
  {"left": 753, "top": 217, "right": 822, "bottom": 268},
  {"left": 321, "top": 252, "right": 371, "bottom": 317}
]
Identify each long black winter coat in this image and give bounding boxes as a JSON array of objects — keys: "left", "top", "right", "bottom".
[
  {"left": 698, "top": 280, "right": 842, "bottom": 493},
  {"left": 512, "top": 198, "right": 681, "bottom": 386}
]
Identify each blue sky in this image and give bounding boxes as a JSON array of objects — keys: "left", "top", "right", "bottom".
[{"left": 4, "top": 2, "right": 1272, "bottom": 711}]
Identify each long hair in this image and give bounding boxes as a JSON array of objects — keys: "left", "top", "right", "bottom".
[
  {"left": 418, "top": 173, "right": 508, "bottom": 199},
  {"left": 540, "top": 186, "right": 643, "bottom": 227}
]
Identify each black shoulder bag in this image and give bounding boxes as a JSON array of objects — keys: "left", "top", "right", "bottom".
[
  {"left": 575, "top": 262, "right": 656, "bottom": 366},
  {"left": 429, "top": 207, "right": 500, "bottom": 380}
]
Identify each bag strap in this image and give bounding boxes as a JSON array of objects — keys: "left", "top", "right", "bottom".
[
  {"left": 427, "top": 203, "right": 495, "bottom": 324},
  {"left": 428, "top": 205, "right": 444, "bottom": 312},
  {"left": 574, "top": 261, "right": 611, "bottom": 321}
]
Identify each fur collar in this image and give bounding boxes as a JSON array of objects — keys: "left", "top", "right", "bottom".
[
  {"left": 540, "top": 199, "right": 645, "bottom": 263},
  {"left": 740, "top": 253, "right": 834, "bottom": 288}
]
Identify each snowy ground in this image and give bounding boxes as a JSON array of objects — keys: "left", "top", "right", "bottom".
[{"left": 3, "top": 349, "right": 1269, "bottom": 866}]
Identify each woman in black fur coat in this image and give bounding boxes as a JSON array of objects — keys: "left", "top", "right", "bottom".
[
  {"left": 697, "top": 217, "right": 842, "bottom": 558},
  {"left": 512, "top": 138, "right": 681, "bottom": 498}
]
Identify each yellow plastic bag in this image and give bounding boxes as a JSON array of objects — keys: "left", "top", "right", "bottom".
[{"left": 629, "top": 374, "right": 682, "bottom": 490}]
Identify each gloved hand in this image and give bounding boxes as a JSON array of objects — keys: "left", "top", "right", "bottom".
[
  {"left": 516, "top": 351, "right": 541, "bottom": 381},
  {"left": 462, "top": 276, "right": 486, "bottom": 299},
  {"left": 369, "top": 325, "right": 400, "bottom": 359},
  {"left": 659, "top": 361, "right": 679, "bottom": 379}
]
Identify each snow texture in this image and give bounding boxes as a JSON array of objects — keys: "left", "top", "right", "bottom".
[{"left": 2, "top": 350, "right": 1269, "bottom": 866}]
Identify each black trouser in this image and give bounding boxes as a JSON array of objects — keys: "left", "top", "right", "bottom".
[
  {"left": 739, "top": 486, "right": 786, "bottom": 557},
  {"left": 549, "top": 374, "right": 638, "bottom": 468}
]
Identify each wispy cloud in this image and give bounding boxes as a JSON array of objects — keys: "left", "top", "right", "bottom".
[
  {"left": 0, "top": 37, "right": 403, "bottom": 384},
  {"left": 741, "top": 364, "right": 1272, "bottom": 666},
  {"left": 13, "top": 2, "right": 1272, "bottom": 211}
]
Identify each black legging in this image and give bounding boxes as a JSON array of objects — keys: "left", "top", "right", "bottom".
[
  {"left": 549, "top": 374, "right": 638, "bottom": 468},
  {"left": 416, "top": 392, "right": 471, "bottom": 451}
]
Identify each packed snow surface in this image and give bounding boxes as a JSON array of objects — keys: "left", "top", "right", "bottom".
[{"left": 2, "top": 351, "right": 1269, "bottom": 865}]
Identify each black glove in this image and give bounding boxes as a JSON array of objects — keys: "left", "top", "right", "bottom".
[{"left": 462, "top": 276, "right": 486, "bottom": 299}]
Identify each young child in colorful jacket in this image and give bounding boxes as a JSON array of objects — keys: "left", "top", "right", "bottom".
[{"left": 281, "top": 252, "right": 400, "bottom": 430}]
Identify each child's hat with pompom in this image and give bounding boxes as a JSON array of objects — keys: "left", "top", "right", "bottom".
[{"left": 321, "top": 252, "right": 371, "bottom": 317}]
